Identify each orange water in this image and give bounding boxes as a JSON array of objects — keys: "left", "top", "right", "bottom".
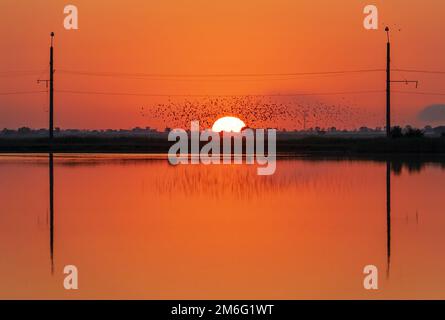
[{"left": 0, "top": 154, "right": 444, "bottom": 299}]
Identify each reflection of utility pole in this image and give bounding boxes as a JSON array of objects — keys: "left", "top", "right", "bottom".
[
  {"left": 385, "top": 27, "right": 418, "bottom": 138},
  {"left": 386, "top": 160, "right": 391, "bottom": 278},
  {"left": 49, "top": 153, "right": 55, "bottom": 274},
  {"left": 38, "top": 32, "right": 55, "bottom": 141}
]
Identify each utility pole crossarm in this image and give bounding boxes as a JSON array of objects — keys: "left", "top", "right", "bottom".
[{"left": 37, "top": 79, "right": 50, "bottom": 88}]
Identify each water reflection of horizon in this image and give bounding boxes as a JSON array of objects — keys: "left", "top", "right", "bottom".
[
  {"left": 27, "top": 154, "right": 433, "bottom": 277},
  {"left": 1, "top": 154, "right": 445, "bottom": 172}
]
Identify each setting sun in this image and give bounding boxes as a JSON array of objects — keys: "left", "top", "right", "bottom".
[{"left": 211, "top": 117, "right": 246, "bottom": 133}]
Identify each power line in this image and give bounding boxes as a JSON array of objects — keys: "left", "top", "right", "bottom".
[
  {"left": 393, "top": 69, "right": 445, "bottom": 75},
  {"left": 56, "top": 89, "right": 384, "bottom": 97},
  {"left": 0, "top": 71, "right": 43, "bottom": 78},
  {"left": 393, "top": 90, "right": 445, "bottom": 96},
  {"left": 3, "top": 68, "right": 445, "bottom": 78},
  {"left": 0, "top": 90, "right": 47, "bottom": 96},
  {"left": 58, "top": 68, "right": 385, "bottom": 78},
  {"left": 56, "top": 89, "right": 445, "bottom": 97},
  {"left": 0, "top": 70, "right": 42, "bottom": 74},
  {"left": 5, "top": 68, "right": 445, "bottom": 77},
  {"left": 54, "top": 73, "right": 378, "bottom": 82}
]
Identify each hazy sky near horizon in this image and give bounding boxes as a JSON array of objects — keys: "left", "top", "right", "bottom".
[{"left": 1, "top": 0, "right": 445, "bottom": 130}]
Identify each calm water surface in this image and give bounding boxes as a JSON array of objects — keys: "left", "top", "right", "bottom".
[{"left": 0, "top": 154, "right": 445, "bottom": 299}]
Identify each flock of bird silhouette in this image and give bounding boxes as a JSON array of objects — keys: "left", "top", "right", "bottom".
[{"left": 139, "top": 95, "right": 377, "bottom": 130}]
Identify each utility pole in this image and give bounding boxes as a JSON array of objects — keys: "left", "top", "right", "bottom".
[
  {"left": 386, "top": 27, "right": 391, "bottom": 138},
  {"left": 49, "top": 32, "right": 55, "bottom": 141},
  {"left": 385, "top": 27, "right": 418, "bottom": 138},
  {"left": 38, "top": 32, "right": 55, "bottom": 141}
]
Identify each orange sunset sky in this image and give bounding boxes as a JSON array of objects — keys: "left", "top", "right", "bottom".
[{"left": 0, "top": 0, "right": 444, "bottom": 130}]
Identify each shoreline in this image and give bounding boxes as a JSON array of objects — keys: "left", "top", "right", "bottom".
[{"left": 1, "top": 137, "right": 445, "bottom": 156}]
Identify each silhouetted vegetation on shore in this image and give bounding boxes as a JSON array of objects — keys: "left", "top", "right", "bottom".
[{"left": 1, "top": 135, "right": 445, "bottom": 155}]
